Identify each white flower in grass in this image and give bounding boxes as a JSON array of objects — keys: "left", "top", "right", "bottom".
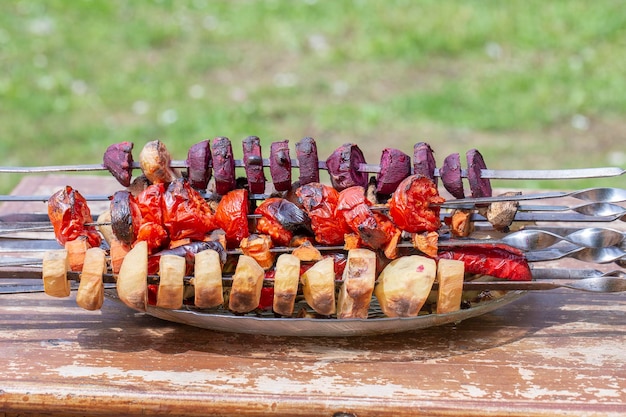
[{"left": 188, "top": 84, "right": 205, "bottom": 99}]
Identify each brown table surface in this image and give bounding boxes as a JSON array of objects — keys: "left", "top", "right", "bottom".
[{"left": 1, "top": 176, "right": 625, "bottom": 417}]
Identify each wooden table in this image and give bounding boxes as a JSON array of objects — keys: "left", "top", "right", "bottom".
[{"left": 1, "top": 176, "right": 625, "bottom": 417}]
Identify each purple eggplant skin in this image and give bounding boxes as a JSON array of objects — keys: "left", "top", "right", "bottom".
[
  {"left": 103, "top": 141, "right": 134, "bottom": 187},
  {"left": 186, "top": 139, "right": 212, "bottom": 190},
  {"left": 440, "top": 153, "right": 465, "bottom": 199},
  {"left": 325, "top": 143, "right": 368, "bottom": 192},
  {"left": 270, "top": 140, "right": 292, "bottom": 192},
  {"left": 242, "top": 136, "right": 266, "bottom": 194},
  {"left": 110, "top": 190, "right": 136, "bottom": 245},
  {"left": 376, "top": 148, "right": 411, "bottom": 195},
  {"left": 295, "top": 136, "right": 320, "bottom": 185},
  {"left": 413, "top": 142, "right": 437, "bottom": 185},
  {"left": 466, "top": 148, "right": 492, "bottom": 198},
  {"left": 211, "top": 136, "right": 236, "bottom": 195}
]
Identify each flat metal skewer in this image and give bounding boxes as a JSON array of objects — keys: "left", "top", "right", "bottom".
[{"left": 0, "top": 160, "right": 624, "bottom": 180}]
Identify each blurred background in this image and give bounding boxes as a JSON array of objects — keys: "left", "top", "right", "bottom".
[{"left": 1, "top": 0, "right": 624, "bottom": 194}]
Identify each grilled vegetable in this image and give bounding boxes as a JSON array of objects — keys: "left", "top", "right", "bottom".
[
  {"left": 295, "top": 136, "right": 320, "bottom": 185},
  {"left": 435, "top": 258, "right": 465, "bottom": 314},
  {"left": 374, "top": 255, "right": 436, "bottom": 317},
  {"left": 242, "top": 136, "right": 266, "bottom": 194},
  {"left": 163, "top": 178, "right": 217, "bottom": 242},
  {"left": 440, "top": 153, "right": 465, "bottom": 199},
  {"left": 186, "top": 139, "right": 212, "bottom": 190},
  {"left": 229, "top": 255, "right": 265, "bottom": 313},
  {"left": 117, "top": 240, "right": 149, "bottom": 312},
  {"left": 388, "top": 175, "right": 445, "bottom": 233},
  {"left": 139, "top": 140, "right": 179, "bottom": 184},
  {"left": 103, "top": 141, "right": 134, "bottom": 187},
  {"left": 76, "top": 247, "right": 106, "bottom": 311},
  {"left": 193, "top": 249, "right": 224, "bottom": 309},
  {"left": 413, "top": 142, "right": 437, "bottom": 185},
  {"left": 337, "top": 248, "right": 376, "bottom": 319},
  {"left": 273, "top": 253, "right": 301, "bottom": 316},
  {"left": 110, "top": 190, "right": 140, "bottom": 245},
  {"left": 269, "top": 140, "right": 292, "bottom": 192},
  {"left": 336, "top": 186, "right": 389, "bottom": 250},
  {"left": 255, "top": 198, "right": 311, "bottom": 246},
  {"left": 466, "top": 148, "right": 492, "bottom": 198},
  {"left": 296, "top": 182, "right": 351, "bottom": 246},
  {"left": 214, "top": 188, "right": 250, "bottom": 248},
  {"left": 42, "top": 249, "right": 70, "bottom": 298},
  {"left": 437, "top": 244, "right": 532, "bottom": 281},
  {"left": 376, "top": 148, "right": 411, "bottom": 195},
  {"left": 47, "top": 185, "right": 101, "bottom": 248},
  {"left": 300, "top": 257, "right": 336, "bottom": 315},
  {"left": 325, "top": 143, "right": 368, "bottom": 191},
  {"left": 156, "top": 254, "right": 185, "bottom": 309},
  {"left": 211, "top": 136, "right": 236, "bottom": 195}
]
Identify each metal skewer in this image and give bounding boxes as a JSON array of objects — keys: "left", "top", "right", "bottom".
[{"left": 1, "top": 159, "right": 624, "bottom": 180}]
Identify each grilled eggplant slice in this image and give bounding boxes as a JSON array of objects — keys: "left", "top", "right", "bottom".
[
  {"left": 211, "top": 136, "right": 236, "bottom": 195},
  {"left": 103, "top": 141, "right": 134, "bottom": 187},
  {"left": 440, "top": 153, "right": 465, "bottom": 199},
  {"left": 242, "top": 135, "right": 266, "bottom": 194},
  {"left": 269, "top": 140, "right": 292, "bottom": 192},
  {"left": 186, "top": 139, "right": 212, "bottom": 190},
  {"left": 295, "top": 136, "right": 320, "bottom": 185},
  {"left": 325, "top": 143, "right": 368, "bottom": 191}
]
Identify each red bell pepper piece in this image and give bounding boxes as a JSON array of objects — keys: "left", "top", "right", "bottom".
[{"left": 437, "top": 244, "right": 532, "bottom": 281}]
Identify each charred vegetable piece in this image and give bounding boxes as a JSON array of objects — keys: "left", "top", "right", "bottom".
[
  {"left": 134, "top": 183, "right": 169, "bottom": 253},
  {"left": 272, "top": 253, "right": 301, "bottom": 316},
  {"left": 374, "top": 255, "right": 436, "bottom": 318},
  {"left": 186, "top": 139, "right": 212, "bottom": 190},
  {"left": 214, "top": 188, "right": 250, "bottom": 248},
  {"left": 139, "top": 140, "right": 179, "bottom": 184},
  {"left": 336, "top": 186, "right": 389, "bottom": 250},
  {"left": 337, "top": 248, "right": 377, "bottom": 319},
  {"left": 255, "top": 198, "right": 310, "bottom": 246},
  {"left": 269, "top": 140, "right": 292, "bottom": 192},
  {"left": 437, "top": 244, "right": 532, "bottom": 281},
  {"left": 117, "top": 240, "right": 148, "bottom": 312},
  {"left": 193, "top": 249, "right": 224, "bottom": 309},
  {"left": 296, "top": 182, "right": 351, "bottom": 246},
  {"left": 440, "top": 153, "right": 465, "bottom": 199},
  {"left": 486, "top": 192, "right": 520, "bottom": 232},
  {"left": 242, "top": 136, "right": 266, "bottom": 194},
  {"left": 148, "top": 240, "right": 227, "bottom": 275},
  {"left": 376, "top": 148, "right": 411, "bottom": 195},
  {"left": 388, "top": 175, "right": 445, "bottom": 233},
  {"left": 295, "top": 137, "right": 320, "bottom": 185},
  {"left": 413, "top": 142, "right": 437, "bottom": 185},
  {"left": 163, "top": 178, "right": 217, "bottom": 242},
  {"left": 325, "top": 143, "right": 368, "bottom": 191},
  {"left": 240, "top": 234, "right": 274, "bottom": 270},
  {"left": 229, "top": 255, "right": 265, "bottom": 313},
  {"left": 211, "top": 136, "right": 236, "bottom": 195},
  {"left": 110, "top": 190, "right": 141, "bottom": 245},
  {"left": 103, "top": 141, "right": 134, "bottom": 187},
  {"left": 466, "top": 148, "right": 492, "bottom": 198},
  {"left": 47, "top": 186, "right": 101, "bottom": 248}
]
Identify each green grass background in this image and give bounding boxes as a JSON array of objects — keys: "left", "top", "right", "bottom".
[{"left": 1, "top": 0, "right": 624, "bottom": 193}]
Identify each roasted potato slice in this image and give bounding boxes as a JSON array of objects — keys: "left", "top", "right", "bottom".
[
  {"left": 157, "top": 254, "right": 185, "bottom": 309},
  {"left": 116, "top": 240, "right": 148, "bottom": 311},
  {"left": 374, "top": 255, "right": 436, "bottom": 317},
  {"left": 76, "top": 247, "right": 106, "bottom": 311},
  {"left": 193, "top": 249, "right": 224, "bottom": 308},
  {"left": 436, "top": 259, "right": 465, "bottom": 314},
  {"left": 229, "top": 255, "right": 265, "bottom": 313},
  {"left": 300, "top": 257, "right": 335, "bottom": 315},
  {"left": 273, "top": 254, "right": 301, "bottom": 316},
  {"left": 42, "top": 249, "right": 70, "bottom": 298},
  {"left": 337, "top": 248, "right": 376, "bottom": 319}
]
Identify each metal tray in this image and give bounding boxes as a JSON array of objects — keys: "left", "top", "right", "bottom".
[{"left": 105, "top": 288, "right": 526, "bottom": 337}]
